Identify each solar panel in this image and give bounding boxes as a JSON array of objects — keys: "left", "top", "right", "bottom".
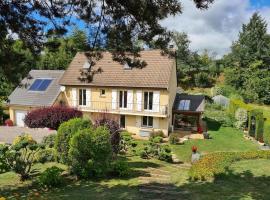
[{"left": 29, "top": 79, "right": 52, "bottom": 91}]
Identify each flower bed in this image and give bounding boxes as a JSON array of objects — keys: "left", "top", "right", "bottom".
[{"left": 189, "top": 151, "right": 270, "bottom": 181}]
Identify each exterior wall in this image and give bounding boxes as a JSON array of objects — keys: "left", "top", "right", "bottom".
[
  {"left": 82, "top": 111, "right": 169, "bottom": 136},
  {"left": 167, "top": 61, "right": 177, "bottom": 132},
  {"left": 9, "top": 106, "right": 34, "bottom": 125},
  {"left": 53, "top": 92, "right": 68, "bottom": 106}
]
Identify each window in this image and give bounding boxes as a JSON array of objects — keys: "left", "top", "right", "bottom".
[
  {"left": 100, "top": 89, "right": 106, "bottom": 96},
  {"left": 79, "top": 89, "right": 86, "bottom": 106},
  {"left": 144, "top": 92, "right": 153, "bottom": 110},
  {"left": 178, "top": 100, "right": 190, "bottom": 110},
  {"left": 120, "top": 115, "right": 125, "bottom": 128},
  {"left": 29, "top": 79, "right": 52, "bottom": 91},
  {"left": 142, "top": 116, "right": 153, "bottom": 127},
  {"left": 119, "top": 90, "right": 127, "bottom": 108}
]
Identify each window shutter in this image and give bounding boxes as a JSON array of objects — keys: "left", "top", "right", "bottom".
[
  {"left": 153, "top": 117, "right": 159, "bottom": 129},
  {"left": 71, "top": 88, "right": 77, "bottom": 107},
  {"left": 127, "top": 90, "right": 133, "bottom": 110},
  {"left": 86, "top": 89, "right": 91, "bottom": 107},
  {"left": 153, "top": 91, "right": 160, "bottom": 112},
  {"left": 112, "top": 89, "right": 117, "bottom": 109},
  {"left": 136, "top": 90, "right": 142, "bottom": 111}
]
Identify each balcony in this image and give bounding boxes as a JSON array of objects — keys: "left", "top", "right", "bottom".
[{"left": 69, "top": 100, "right": 168, "bottom": 117}]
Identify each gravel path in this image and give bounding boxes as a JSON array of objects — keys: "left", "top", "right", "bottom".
[{"left": 0, "top": 126, "right": 56, "bottom": 144}]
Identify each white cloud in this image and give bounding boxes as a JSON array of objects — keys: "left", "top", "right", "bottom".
[{"left": 161, "top": 0, "right": 270, "bottom": 57}]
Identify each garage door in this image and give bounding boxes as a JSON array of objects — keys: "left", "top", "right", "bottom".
[{"left": 15, "top": 110, "right": 27, "bottom": 127}]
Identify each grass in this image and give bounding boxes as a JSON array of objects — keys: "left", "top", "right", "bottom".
[{"left": 171, "top": 122, "right": 259, "bottom": 163}]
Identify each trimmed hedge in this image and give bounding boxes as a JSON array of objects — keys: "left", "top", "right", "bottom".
[
  {"left": 248, "top": 109, "right": 264, "bottom": 142},
  {"left": 24, "top": 106, "right": 82, "bottom": 130},
  {"left": 263, "top": 120, "right": 270, "bottom": 145},
  {"left": 189, "top": 151, "right": 270, "bottom": 181},
  {"left": 228, "top": 99, "right": 253, "bottom": 116}
]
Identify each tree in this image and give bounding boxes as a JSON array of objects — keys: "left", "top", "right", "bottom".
[
  {"left": 0, "top": 0, "right": 214, "bottom": 82},
  {"left": 223, "top": 13, "right": 270, "bottom": 104},
  {"left": 173, "top": 32, "right": 215, "bottom": 87}
]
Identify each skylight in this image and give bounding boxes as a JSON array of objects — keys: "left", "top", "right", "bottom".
[
  {"left": 178, "top": 100, "right": 190, "bottom": 110},
  {"left": 29, "top": 79, "right": 52, "bottom": 91}
]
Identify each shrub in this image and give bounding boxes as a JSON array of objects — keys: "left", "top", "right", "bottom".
[
  {"left": 139, "top": 141, "right": 173, "bottom": 163},
  {"left": 24, "top": 106, "right": 82, "bottom": 130},
  {"left": 189, "top": 151, "right": 270, "bottom": 181},
  {"left": 150, "top": 130, "right": 164, "bottom": 138},
  {"left": 4, "top": 119, "right": 13, "bottom": 126},
  {"left": 263, "top": 120, "right": 270, "bottom": 145},
  {"left": 42, "top": 134, "right": 56, "bottom": 148},
  {"left": 194, "top": 72, "right": 213, "bottom": 88},
  {"left": 94, "top": 116, "right": 120, "bottom": 154},
  {"left": 204, "top": 108, "right": 235, "bottom": 127},
  {"left": 234, "top": 108, "right": 248, "bottom": 129},
  {"left": 68, "top": 126, "right": 112, "bottom": 178},
  {"left": 5, "top": 136, "right": 44, "bottom": 181},
  {"left": 55, "top": 118, "right": 92, "bottom": 164},
  {"left": 0, "top": 145, "right": 10, "bottom": 173},
  {"left": 110, "top": 160, "right": 130, "bottom": 177},
  {"left": 36, "top": 148, "right": 56, "bottom": 163},
  {"left": 248, "top": 109, "right": 264, "bottom": 141},
  {"left": 119, "top": 132, "right": 137, "bottom": 154},
  {"left": 150, "top": 136, "right": 163, "bottom": 143},
  {"left": 169, "top": 133, "right": 179, "bottom": 144},
  {"left": 39, "top": 166, "right": 64, "bottom": 187}
]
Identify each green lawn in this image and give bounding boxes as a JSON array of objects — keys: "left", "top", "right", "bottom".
[{"left": 171, "top": 123, "right": 259, "bottom": 163}]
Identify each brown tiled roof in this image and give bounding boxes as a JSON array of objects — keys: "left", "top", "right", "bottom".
[{"left": 59, "top": 50, "right": 174, "bottom": 89}]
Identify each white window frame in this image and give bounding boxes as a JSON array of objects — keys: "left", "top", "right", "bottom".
[
  {"left": 79, "top": 89, "right": 87, "bottom": 106},
  {"left": 142, "top": 116, "right": 153, "bottom": 128},
  {"left": 144, "top": 91, "right": 154, "bottom": 111},
  {"left": 119, "top": 90, "right": 128, "bottom": 109},
  {"left": 179, "top": 100, "right": 190, "bottom": 111}
]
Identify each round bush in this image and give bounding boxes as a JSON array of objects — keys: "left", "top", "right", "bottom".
[
  {"left": 110, "top": 160, "right": 130, "bottom": 177},
  {"left": 68, "top": 126, "right": 112, "bottom": 178},
  {"left": 39, "top": 166, "right": 64, "bottom": 187},
  {"left": 55, "top": 118, "right": 92, "bottom": 164},
  {"left": 24, "top": 106, "right": 82, "bottom": 130},
  {"left": 36, "top": 148, "right": 56, "bottom": 163}
]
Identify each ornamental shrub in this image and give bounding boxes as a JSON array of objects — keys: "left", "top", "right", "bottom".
[
  {"left": 119, "top": 131, "right": 137, "bottom": 154},
  {"left": 150, "top": 130, "right": 165, "bottom": 138},
  {"left": 110, "top": 160, "right": 130, "bottom": 177},
  {"left": 68, "top": 126, "right": 112, "bottom": 178},
  {"left": 169, "top": 133, "right": 179, "bottom": 144},
  {"left": 150, "top": 136, "right": 163, "bottom": 143},
  {"left": 55, "top": 118, "right": 92, "bottom": 164},
  {"left": 36, "top": 148, "right": 57, "bottom": 163},
  {"left": 4, "top": 119, "right": 13, "bottom": 126},
  {"left": 39, "top": 166, "right": 64, "bottom": 187},
  {"left": 263, "top": 120, "right": 270, "bottom": 145},
  {"left": 189, "top": 151, "right": 270, "bottom": 181},
  {"left": 94, "top": 116, "right": 120, "bottom": 154},
  {"left": 234, "top": 108, "right": 248, "bottom": 129},
  {"left": 0, "top": 145, "right": 10, "bottom": 173},
  {"left": 24, "top": 106, "right": 82, "bottom": 130},
  {"left": 42, "top": 134, "right": 56, "bottom": 148}
]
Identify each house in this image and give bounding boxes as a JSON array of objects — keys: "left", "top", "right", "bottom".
[
  {"left": 7, "top": 70, "right": 67, "bottom": 126},
  {"left": 59, "top": 50, "right": 177, "bottom": 137}
]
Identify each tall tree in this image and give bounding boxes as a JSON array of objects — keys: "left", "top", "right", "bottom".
[{"left": 0, "top": 0, "right": 214, "bottom": 82}]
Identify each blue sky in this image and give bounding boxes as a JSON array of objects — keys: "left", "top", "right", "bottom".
[{"left": 250, "top": 0, "right": 270, "bottom": 8}]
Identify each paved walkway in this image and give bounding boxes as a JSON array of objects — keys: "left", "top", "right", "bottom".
[{"left": 0, "top": 126, "right": 56, "bottom": 144}]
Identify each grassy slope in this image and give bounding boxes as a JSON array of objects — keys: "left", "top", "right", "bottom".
[{"left": 171, "top": 125, "right": 259, "bottom": 163}]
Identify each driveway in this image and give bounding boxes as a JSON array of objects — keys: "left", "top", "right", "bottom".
[{"left": 0, "top": 126, "right": 56, "bottom": 144}]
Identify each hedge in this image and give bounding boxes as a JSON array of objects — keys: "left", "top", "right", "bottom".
[
  {"left": 248, "top": 109, "right": 264, "bottom": 142},
  {"left": 24, "top": 106, "right": 82, "bottom": 130},
  {"left": 263, "top": 120, "right": 270, "bottom": 145},
  {"left": 189, "top": 151, "right": 270, "bottom": 181},
  {"left": 228, "top": 99, "right": 253, "bottom": 116}
]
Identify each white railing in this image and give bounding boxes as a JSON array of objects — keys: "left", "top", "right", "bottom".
[{"left": 70, "top": 100, "right": 168, "bottom": 116}]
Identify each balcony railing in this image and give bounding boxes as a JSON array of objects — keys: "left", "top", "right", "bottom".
[{"left": 69, "top": 100, "right": 168, "bottom": 116}]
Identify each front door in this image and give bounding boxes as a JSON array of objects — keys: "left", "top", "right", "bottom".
[{"left": 120, "top": 115, "right": 126, "bottom": 128}]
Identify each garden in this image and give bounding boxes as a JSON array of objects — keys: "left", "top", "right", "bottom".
[{"left": 1, "top": 106, "right": 270, "bottom": 200}]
